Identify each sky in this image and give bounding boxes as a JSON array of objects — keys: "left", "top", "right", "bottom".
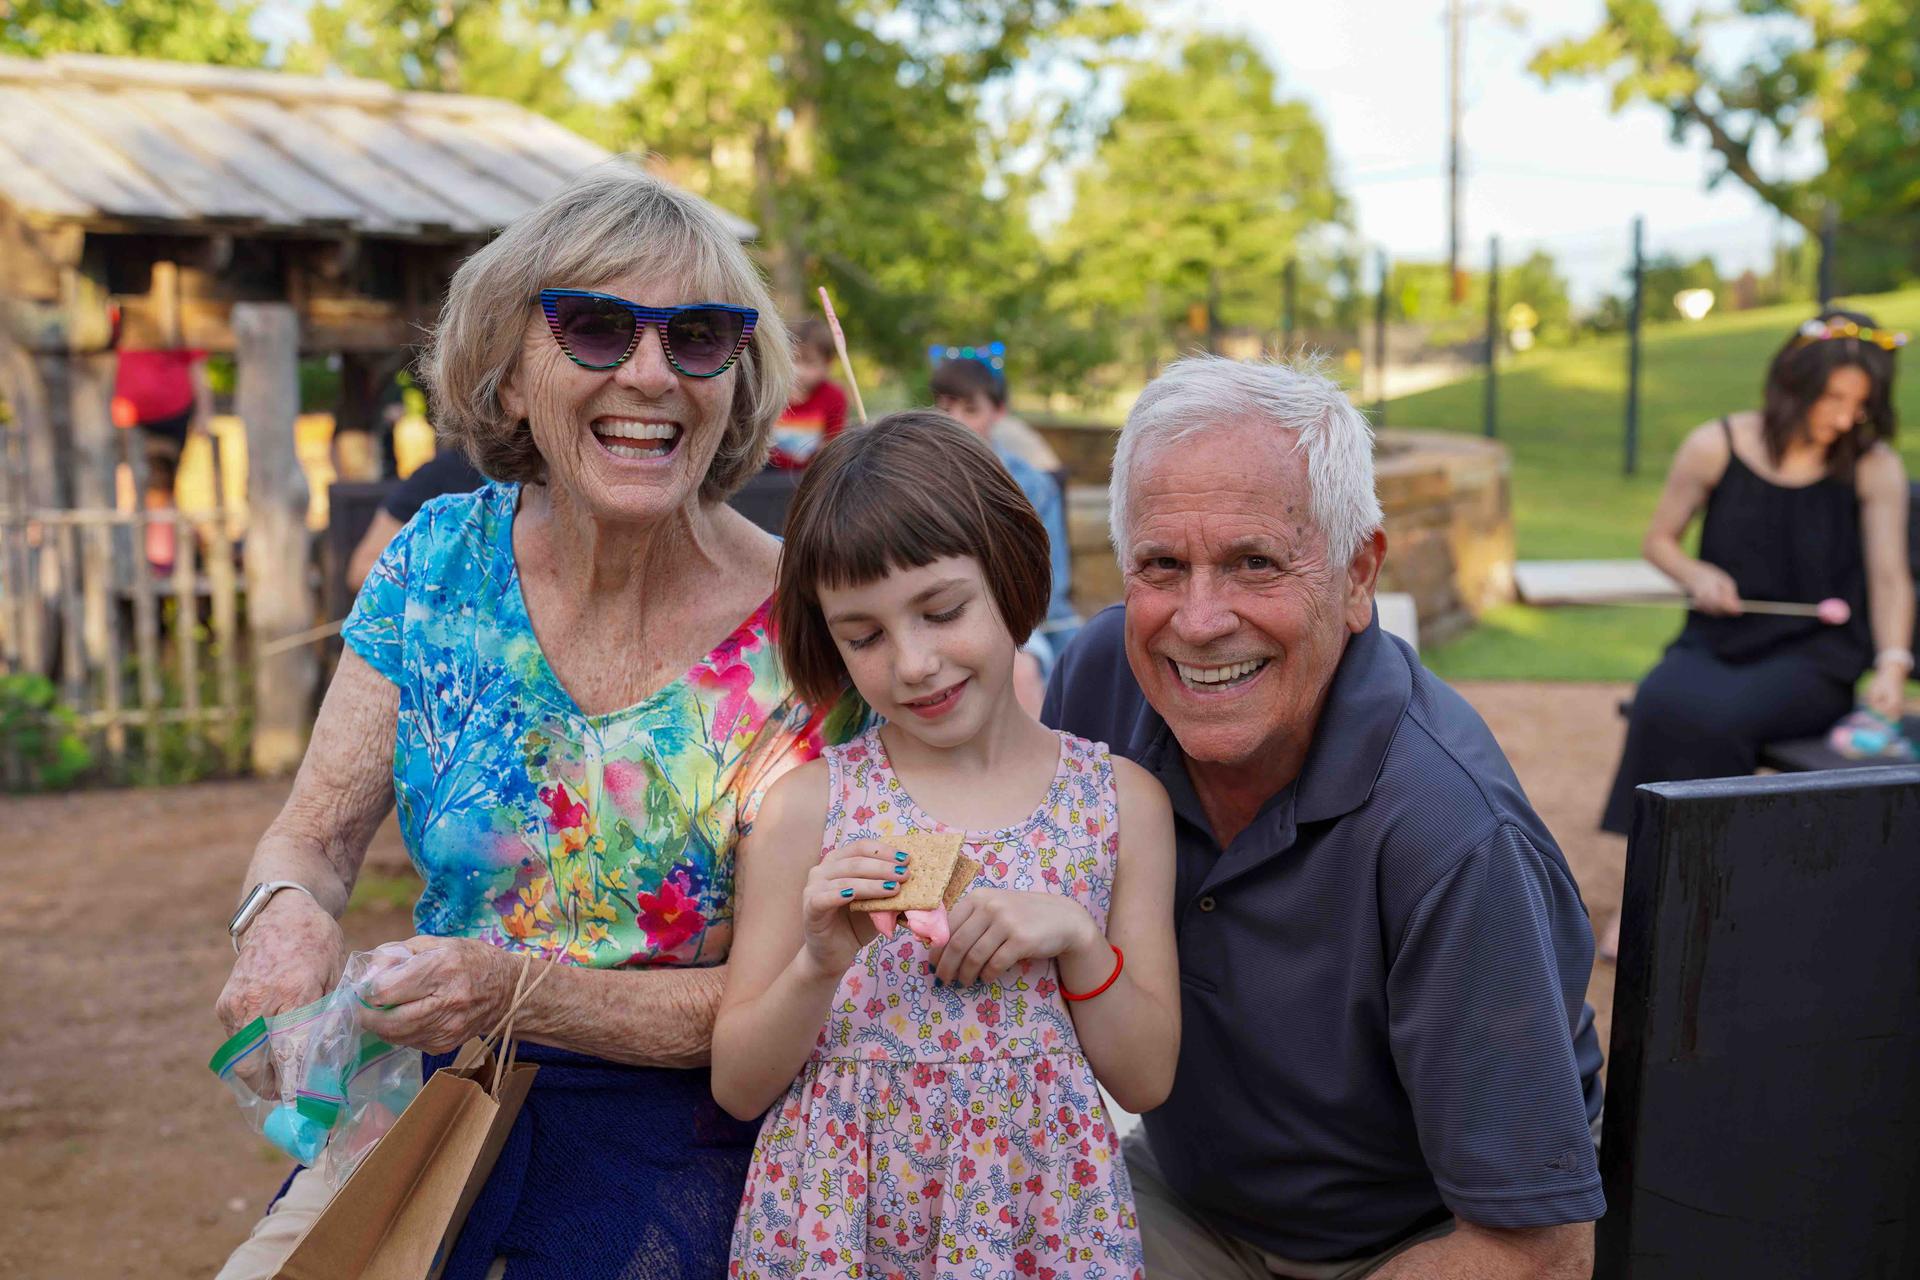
[{"left": 1168, "top": 0, "right": 1819, "bottom": 303}]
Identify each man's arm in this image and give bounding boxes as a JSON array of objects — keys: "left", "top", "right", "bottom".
[
  {"left": 1372, "top": 1219, "right": 1593, "bottom": 1279},
  {"left": 1385, "top": 823, "right": 1605, "bottom": 1268}
]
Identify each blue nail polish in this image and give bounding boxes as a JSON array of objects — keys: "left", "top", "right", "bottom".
[
  {"left": 883, "top": 881, "right": 897, "bottom": 890},
  {"left": 840, "top": 887, "right": 854, "bottom": 899},
  {"left": 932, "top": 978, "right": 942, "bottom": 988}
]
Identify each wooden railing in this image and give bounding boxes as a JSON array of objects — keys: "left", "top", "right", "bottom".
[{"left": 0, "top": 505, "right": 245, "bottom": 785}]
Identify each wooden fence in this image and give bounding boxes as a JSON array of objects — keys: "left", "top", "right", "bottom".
[{"left": 0, "top": 504, "right": 245, "bottom": 786}]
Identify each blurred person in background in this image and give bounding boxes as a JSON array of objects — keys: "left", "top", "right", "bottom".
[
  {"left": 767, "top": 318, "right": 848, "bottom": 470},
  {"left": 932, "top": 355, "right": 1082, "bottom": 678},
  {"left": 1600, "top": 309, "right": 1912, "bottom": 955},
  {"left": 113, "top": 343, "right": 212, "bottom": 573}
]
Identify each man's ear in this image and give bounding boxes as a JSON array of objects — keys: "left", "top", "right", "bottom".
[{"left": 1344, "top": 527, "right": 1388, "bottom": 634}]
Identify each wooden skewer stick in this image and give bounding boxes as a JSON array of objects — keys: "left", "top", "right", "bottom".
[
  {"left": 257, "top": 618, "right": 344, "bottom": 657},
  {"left": 817, "top": 286, "right": 868, "bottom": 424},
  {"left": 1568, "top": 596, "right": 1850, "bottom": 623}
]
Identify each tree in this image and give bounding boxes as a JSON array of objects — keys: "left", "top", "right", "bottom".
[
  {"left": 613, "top": 0, "right": 1142, "bottom": 374},
  {"left": 1, "top": 0, "right": 263, "bottom": 63},
  {"left": 1390, "top": 250, "right": 1572, "bottom": 345},
  {"left": 1532, "top": 1, "right": 1920, "bottom": 286},
  {"left": 285, "top": 0, "right": 592, "bottom": 133},
  {"left": 1046, "top": 33, "right": 1349, "bottom": 378}
]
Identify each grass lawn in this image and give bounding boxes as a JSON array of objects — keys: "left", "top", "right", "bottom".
[{"left": 1398, "top": 287, "right": 1920, "bottom": 680}]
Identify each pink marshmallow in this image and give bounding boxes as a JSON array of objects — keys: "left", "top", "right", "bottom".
[
  {"left": 901, "top": 907, "right": 952, "bottom": 949},
  {"left": 1817, "top": 597, "right": 1851, "bottom": 626},
  {"left": 866, "top": 906, "right": 951, "bottom": 947}
]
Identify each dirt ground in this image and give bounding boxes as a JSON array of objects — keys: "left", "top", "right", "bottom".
[{"left": 0, "top": 681, "right": 1631, "bottom": 1280}]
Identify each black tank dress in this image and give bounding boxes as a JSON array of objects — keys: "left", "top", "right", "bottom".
[{"left": 1601, "top": 419, "right": 1872, "bottom": 833}]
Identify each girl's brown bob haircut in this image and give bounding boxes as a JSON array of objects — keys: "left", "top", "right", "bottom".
[{"left": 775, "top": 410, "right": 1052, "bottom": 707}]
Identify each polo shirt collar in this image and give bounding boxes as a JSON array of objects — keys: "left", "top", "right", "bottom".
[{"left": 1127, "top": 615, "right": 1412, "bottom": 864}]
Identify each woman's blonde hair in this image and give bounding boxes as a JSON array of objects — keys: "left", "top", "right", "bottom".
[{"left": 420, "top": 157, "right": 793, "bottom": 501}]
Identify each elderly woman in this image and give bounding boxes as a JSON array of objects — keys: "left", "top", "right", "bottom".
[{"left": 213, "top": 163, "right": 863, "bottom": 1280}]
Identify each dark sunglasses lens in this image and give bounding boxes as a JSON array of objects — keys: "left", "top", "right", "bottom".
[
  {"left": 666, "top": 308, "right": 746, "bottom": 375},
  {"left": 552, "top": 294, "right": 635, "bottom": 366}
]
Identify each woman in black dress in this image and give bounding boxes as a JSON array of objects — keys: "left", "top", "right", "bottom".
[{"left": 1602, "top": 310, "right": 1913, "bottom": 847}]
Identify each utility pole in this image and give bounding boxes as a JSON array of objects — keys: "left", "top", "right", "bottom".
[
  {"left": 1374, "top": 250, "right": 1390, "bottom": 422},
  {"left": 1818, "top": 201, "right": 1838, "bottom": 309},
  {"left": 1281, "top": 259, "right": 1298, "bottom": 354},
  {"left": 1447, "top": 0, "right": 1465, "bottom": 301}
]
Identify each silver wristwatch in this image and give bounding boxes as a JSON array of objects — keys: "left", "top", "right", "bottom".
[{"left": 228, "top": 881, "right": 320, "bottom": 953}]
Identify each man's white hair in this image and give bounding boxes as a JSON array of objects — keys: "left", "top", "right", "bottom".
[{"left": 1110, "top": 355, "right": 1384, "bottom": 567}]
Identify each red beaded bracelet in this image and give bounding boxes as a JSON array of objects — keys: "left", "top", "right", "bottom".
[{"left": 1061, "top": 944, "right": 1124, "bottom": 1002}]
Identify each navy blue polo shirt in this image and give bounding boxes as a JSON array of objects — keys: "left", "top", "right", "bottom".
[{"left": 1043, "top": 607, "right": 1606, "bottom": 1262}]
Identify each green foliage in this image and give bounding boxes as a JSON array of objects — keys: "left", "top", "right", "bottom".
[
  {"left": 1047, "top": 32, "right": 1348, "bottom": 380},
  {"left": 0, "top": 674, "right": 94, "bottom": 792},
  {"left": 1389, "top": 251, "right": 1573, "bottom": 345},
  {"left": 1532, "top": 1, "right": 1920, "bottom": 290},
  {"left": 1, "top": 0, "right": 264, "bottom": 62},
  {"left": 285, "top": 0, "right": 590, "bottom": 129}
]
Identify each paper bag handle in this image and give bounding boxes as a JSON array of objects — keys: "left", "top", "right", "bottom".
[{"left": 478, "top": 953, "right": 555, "bottom": 1094}]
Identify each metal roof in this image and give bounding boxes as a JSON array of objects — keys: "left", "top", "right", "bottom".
[{"left": 0, "top": 54, "right": 755, "bottom": 241}]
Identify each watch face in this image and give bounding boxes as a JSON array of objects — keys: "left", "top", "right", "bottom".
[{"left": 228, "top": 884, "right": 266, "bottom": 936}]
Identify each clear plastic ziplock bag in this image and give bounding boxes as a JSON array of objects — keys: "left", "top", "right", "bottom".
[{"left": 208, "top": 942, "right": 424, "bottom": 1190}]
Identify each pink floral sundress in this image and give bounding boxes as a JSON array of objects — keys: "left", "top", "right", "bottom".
[{"left": 729, "top": 725, "right": 1144, "bottom": 1279}]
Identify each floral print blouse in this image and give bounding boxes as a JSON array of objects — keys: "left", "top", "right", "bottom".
[{"left": 343, "top": 481, "right": 864, "bottom": 967}]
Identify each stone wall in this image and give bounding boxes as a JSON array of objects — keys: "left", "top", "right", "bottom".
[{"left": 1034, "top": 421, "right": 1515, "bottom": 645}]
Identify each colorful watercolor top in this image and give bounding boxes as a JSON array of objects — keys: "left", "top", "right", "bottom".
[{"left": 343, "top": 482, "right": 864, "bottom": 968}]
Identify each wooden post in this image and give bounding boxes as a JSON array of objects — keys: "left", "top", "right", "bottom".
[
  {"left": 236, "top": 303, "right": 313, "bottom": 775},
  {"left": 66, "top": 350, "right": 117, "bottom": 691},
  {"left": 0, "top": 337, "right": 59, "bottom": 673}
]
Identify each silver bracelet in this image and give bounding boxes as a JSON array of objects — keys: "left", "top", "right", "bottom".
[{"left": 1875, "top": 647, "right": 1915, "bottom": 673}]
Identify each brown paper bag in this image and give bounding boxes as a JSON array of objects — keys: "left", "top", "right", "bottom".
[{"left": 273, "top": 958, "right": 551, "bottom": 1280}]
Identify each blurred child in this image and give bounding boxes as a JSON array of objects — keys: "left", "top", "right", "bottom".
[
  {"left": 715, "top": 412, "right": 1176, "bottom": 1280},
  {"left": 932, "top": 357, "right": 1082, "bottom": 662},
  {"left": 113, "top": 345, "right": 212, "bottom": 573},
  {"left": 769, "top": 319, "right": 850, "bottom": 469}
]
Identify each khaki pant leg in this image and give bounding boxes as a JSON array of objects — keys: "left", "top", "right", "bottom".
[
  {"left": 213, "top": 1166, "right": 333, "bottom": 1280},
  {"left": 1123, "top": 1130, "right": 1274, "bottom": 1280},
  {"left": 213, "top": 1168, "right": 511, "bottom": 1280}
]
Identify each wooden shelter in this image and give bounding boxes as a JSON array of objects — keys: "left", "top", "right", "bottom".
[{"left": 0, "top": 53, "right": 750, "bottom": 779}]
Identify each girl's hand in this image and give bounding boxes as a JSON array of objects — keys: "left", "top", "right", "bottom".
[
  {"left": 356, "top": 936, "right": 518, "bottom": 1055},
  {"left": 1685, "top": 562, "right": 1743, "bottom": 616},
  {"left": 1866, "top": 662, "right": 1910, "bottom": 721},
  {"left": 799, "top": 840, "right": 906, "bottom": 978},
  {"left": 929, "top": 888, "right": 1102, "bottom": 987}
]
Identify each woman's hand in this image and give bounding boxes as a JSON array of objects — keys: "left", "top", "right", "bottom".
[
  {"left": 1684, "top": 562, "right": 1743, "bottom": 616},
  {"left": 1866, "top": 661, "right": 1910, "bottom": 721},
  {"left": 929, "top": 888, "right": 1102, "bottom": 987},
  {"left": 356, "top": 936, "right": 519, "bottom": 1055},
  {"left": 799, "top": 840, "right": 903, "bottom": 978},
  {"left": 215, "top": 891, "right": 349, "bottom": 1035}
]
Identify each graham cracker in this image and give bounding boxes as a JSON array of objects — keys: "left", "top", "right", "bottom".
[
  {"left": 852, "top": 830, "right": 965, "bottom": 915},
  {"left": 941, "top": 852, "right": 983, "bottom": 909}
]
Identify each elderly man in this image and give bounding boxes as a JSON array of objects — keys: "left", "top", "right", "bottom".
[{"left": 1043, "top": 357, "right": 1604, "bottom": 1279}]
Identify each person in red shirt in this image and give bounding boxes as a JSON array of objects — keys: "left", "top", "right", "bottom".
[
  {"left": 768, "top": 319, "right": 848, "bottom": 469},
  {"left": 112, "top": 346, "right": 212, "bottom": 572}
]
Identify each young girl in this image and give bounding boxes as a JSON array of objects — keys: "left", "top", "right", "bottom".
[{"left": 714, "top": 411, "right": 1178, "bottom": 1279}]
